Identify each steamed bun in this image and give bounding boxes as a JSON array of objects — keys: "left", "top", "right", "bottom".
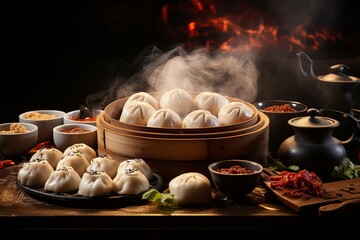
[
  {"left": 123, "top": 92, "right": 159, "bottom": 110},
  {"left": 117, "top": 158, "right": 153, "bottom": 180},
  {"left": 120, "top": 101, "right": 156, "bottom": 126},
  {"left": 182, "top": 110, "right": 220, "bottom": 128},
  {"left": 159, "top": 88, "right": 194, "bottom": 119},
  {"left": 63, "top": 143, "right": 97, "bottom": 163},
  {"left": 56, "top": 151, "right": 90, "bottom": 177},
  {"left": 87, "top": 155, "right": 120, "bottom": 179},
  {"left": 218, "top": 101, "right": 254, "bottom": 125},
  {"left": 147, "top": 109, "right": 182, "bottom": 128},
  {"left": 30, "top": 147, "right": 63, "bottom": 169},
  {"left": 44, "top": 166, "right": 81, "bottom": 193},
  {"left": 193, "top": 91, "right": 230, "bottom": 116},
  {"left": 17, "top": 159, "right": 54, "bottom": 187},
  {"left": 78, "top": 171, "right": 114, "bottom": 197},
  {"left": 169, "top": 172, "right": 212, "bottom": 205},
  {"left": 113, "top": 168, "right": 150, "bottom": 195}
]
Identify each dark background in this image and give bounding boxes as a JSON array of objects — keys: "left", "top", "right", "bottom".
[{"left": 2, "top": 0, "right": 360, "bottom": 123}]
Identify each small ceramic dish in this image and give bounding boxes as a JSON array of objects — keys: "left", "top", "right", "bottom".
[
  {"left": 208, "top": 159, "right": 263, "bottom": 201},
  {"left": 53, "top": 123, "right": 97, "bottom": 152},
  {"left": 19, "top": 110, "right": 65, "bottom": 142},
  {"left": 0, "top": 122, "right": 38, "bottom": 157}
]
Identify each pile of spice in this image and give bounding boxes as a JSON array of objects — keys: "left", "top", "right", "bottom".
[
  {"left": 264, "top": 104, "right": 296, "bottom": 112},
  {"left": 0, "top": 123, "right": 29, "bottom": 134},
  {"left": 215, "top": 165, "right": 254, "bottom": 174},
  {"left": 269, "top": 169, "right": 326, "bottom": 198},
  {"left": 25, "top": 111, "right": 57, "bottom": 120}
]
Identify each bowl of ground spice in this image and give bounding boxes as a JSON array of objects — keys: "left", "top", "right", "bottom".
[
  {"left": 253, "top": 100, "right": 307, "bottom": 156},
  {"left": 19, "top": 110, "right": 66, "bottom": 142},
  {"left": 0, "top": 122, "right": 38, "bottom": 158}
]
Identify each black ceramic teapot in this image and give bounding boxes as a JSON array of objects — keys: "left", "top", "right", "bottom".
[
  {"left": 279, "top": 108, "right": 358, "bottom": 177},
  {"left": 297, "top": 51, "right": 360, "bottom": 116}
]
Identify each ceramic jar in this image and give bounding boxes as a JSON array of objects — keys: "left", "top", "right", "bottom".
[{"left": 279, "top": 108, "right": 357, "bottom": 177}]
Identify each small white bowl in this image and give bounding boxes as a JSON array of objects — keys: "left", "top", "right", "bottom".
[
  {"left": 53, "top": 123, "right": 97, "bottom": 152},
  {"left": 63, "top": 109, "right": 103, "bottom": 126},
  {"left": 0, "top": 122, "right": 38, "bottom": 157},
  {"left": 19, "top": 110, "right": 65, "bottom": 142}
]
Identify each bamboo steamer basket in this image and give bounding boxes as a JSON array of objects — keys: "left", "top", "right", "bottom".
[{"left": 96, "top": 93, "right": 269, "bottom": 183}]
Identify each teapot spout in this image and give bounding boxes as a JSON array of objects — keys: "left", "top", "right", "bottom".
[{"left": 296, "top": 51, "right": 317, "bottom": 80}]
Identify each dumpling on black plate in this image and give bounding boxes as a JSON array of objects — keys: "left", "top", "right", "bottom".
[
  {"left": 117, "top": 158, "right": 153, "bottom": 180},
  {"left": 63, "top": 143, "right": 97, "bottom": 163},
  {"left": 87, "top": 155, "right": 120, "bottom": 179},
  {"left": 44, "top": 166, "right": 81, "bottom": 193},
  {"left": 30, "top": 147, "right": 63, "bottom": 169},
  {"left": 56, "top": 151, "right": 89, "bottom": 177},
  {"left": 17, "top": 159, "right": 54, "bottom": 187},
  {"left": 78, "top": 170, "right": 114, "bottom": 197},
  {"left": 113, "top": 168, "right": 150, "bottom": 195}
]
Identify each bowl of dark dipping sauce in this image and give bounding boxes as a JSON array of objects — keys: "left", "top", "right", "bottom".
[{"left": 208, "top": 159, "right": 263, "bottom": 201}]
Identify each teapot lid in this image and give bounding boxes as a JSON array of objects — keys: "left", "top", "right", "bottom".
[
  {"left": 288, "top": 108, "right": 339, "bottom": 128},
  {"left": 317, "top": 64, "right": 360, "bottom": 83}
]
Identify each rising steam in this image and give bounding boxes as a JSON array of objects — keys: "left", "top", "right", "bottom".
[{"left": 85, "top": 44, "right": 259, "bottom": 109}]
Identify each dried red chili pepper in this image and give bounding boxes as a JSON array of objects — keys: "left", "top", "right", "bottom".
[
  {"left": 0, "top": 160, "right": 16, "bottom": 169},
  {"left": 28, "top": 140, "right": 55, "bottom": 155}
]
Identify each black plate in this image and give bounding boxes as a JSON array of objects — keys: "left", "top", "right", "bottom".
[{"left": 17, "top": 173, "right": 163, "bottom": 208}]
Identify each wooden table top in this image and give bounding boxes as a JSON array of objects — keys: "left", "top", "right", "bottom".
[{"left": 0, "top": 161, "right": 357, "bottom": 238}]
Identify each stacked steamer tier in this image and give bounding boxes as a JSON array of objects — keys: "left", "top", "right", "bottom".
[{"left": 97, "top": 92, "right": 269, "bottom": 183}]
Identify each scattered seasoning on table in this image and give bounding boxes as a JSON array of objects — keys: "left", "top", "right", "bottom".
[
  {"left": 264, "top": 104, "right": 296, "bottom": 112},
  {"left": 216, "top": 165, "right": 254, "bottom": 174}
]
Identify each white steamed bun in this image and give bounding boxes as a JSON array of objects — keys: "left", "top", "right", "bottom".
[
  {"left": 56, "top": 151, "right": 90, "bottom": 177},
  {"left": 193, "top": 91, "right": 230, "bottom": 116},
  {"left": 44, "top": 166, "right": 81, "bottom": 193},
  {"left": 63, "top": 143, "right": 97, "bottom": 163},
  {"left": 169, "top": 172, "right": 212, "bottom": 205},
  {"left": 87, "top": 155, "right": 120, "bottom": 179},
  {"left": 159, "top": 88, "right": 194, "bottom": 119},
  {"left": 182, "top": 110, "right": 220, "bottom": 128},
  {"left": 147, "top": 108, "right": 182, "bottom": 128},
  {"left": 17, "top": 159, "right": 54, "bottom": 187},
  {"left": 120, "top": 101, "right": 156, "bottom": 126},
  {"left": 123, "top": 92, "right": 159, "bottom": 110},
  {"left": 113, "top": 168, "right": 150, "bottom": 195},
  {"left": 117, "top": 158, "right": 153, "bottom": 180},
  {"left": 78, "top": 170, "right": 114, "bottom": 197},
  {"left": 30, "top": 147, "right": 63, "bottom": 169},
  {"left": 218, "top": 101, "right": 254, "bottom": 125}
]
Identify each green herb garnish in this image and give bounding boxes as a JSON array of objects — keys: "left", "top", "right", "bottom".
[
  {"left": 142, "top": 189, "right": 178, "bottom": 209},
  {"left": 331, "top": 158, "right": 359, "bottom": 180}
]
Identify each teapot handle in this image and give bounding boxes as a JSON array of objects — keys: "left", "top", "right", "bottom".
[{"left": 319, "top": 109, "right": 360, "bottom": 154}]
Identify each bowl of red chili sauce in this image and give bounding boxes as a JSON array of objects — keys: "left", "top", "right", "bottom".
[
  {"left": 208, "top": 159, "right": 263, "bottom": 201},
  {"left": 64, "top": 109, "right": 103, "bottom": 126},
  {"left": 252, "top": 100, "right": 307, "bottom": 156},
  {"left": 53, "top": 123, "right": 97, "bottom": 152}
]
